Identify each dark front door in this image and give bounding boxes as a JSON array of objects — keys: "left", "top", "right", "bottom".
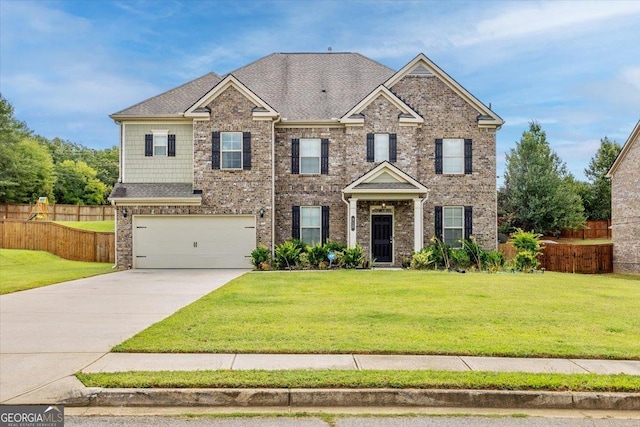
[{"left": 372, "top": 214, "right": 392, "bottom": 263}]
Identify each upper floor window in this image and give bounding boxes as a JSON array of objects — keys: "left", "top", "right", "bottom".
[
  {"left": 211, "top": 131, "right": 251, "bottom": 170},
  {"left": 221, "top": 132, "right": 242, "bottom": 169},
  {"left": 366, "top": 133, "right": 397, "bottom": 163},
  {"left": 291, "top": 138, "right": 329, "bottom": 174},
  {"left": 145, "top": 131, "right": 175, "bottom": 157},
  {"left": 435, "top": 138, "right": 472, "bottom": 174},
  {"left": 443, "top": 139, "right": 464, "bottom": 174}
]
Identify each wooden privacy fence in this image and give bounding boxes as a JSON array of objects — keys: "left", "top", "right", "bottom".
[
  {"left": 499, "top": 242, "right": 613, "bottom": 274},
  {"left": 561, "top": 220, "right": 611, "bottom": 239},
  {"left": 0, "top": 220, "right": 115, "bottom": 263},
  {"left": 0, "top": 203, "right": 114, "bottom": 221}
]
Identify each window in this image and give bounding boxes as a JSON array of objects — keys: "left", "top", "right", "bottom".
[
  {"left": 221, "top": 132, "right": 242, "bottom": 169},
  {"left": 443, "top": 206, "right": 463, "bottom": 248},
  {"left": 300, "top": 139, "right": 321, "bottom": 174},
  {"left": 443, "top": 139, "right": 464, "bottom": 174},
  {"left": 374, "top": 134, "right": 389, "bottom": 162},
  {"left": 145, "top": 132, "right": 175, "bottom": 157},
  {"left": 301, "top": 206, "right": 321, "bottom": 245},
  {"left": 367, "top": 133, "right": 397, "bottom": 162}
]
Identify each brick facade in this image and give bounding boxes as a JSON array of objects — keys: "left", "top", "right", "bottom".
[{"left": 610, "top": 126, "right": 640, "bottom": 274}]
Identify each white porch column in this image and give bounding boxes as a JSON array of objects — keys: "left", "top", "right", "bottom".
[
  {"left": 413, "top": 197, "right": 424, "bottom": 252},
  {"left": 348, "top": 198, "right": 358, "bottom": 248}
]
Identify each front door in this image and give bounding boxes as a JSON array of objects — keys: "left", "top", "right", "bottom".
[{"left": 372, "top": 214, "right": 392, "bottom": 263}]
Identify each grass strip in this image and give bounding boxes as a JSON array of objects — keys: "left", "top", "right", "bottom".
[
  {"left": 76, "top": 370, "right": 640, "bottom": 393},
  {"left": 54, "top": 220, "right": 114, "bottom": 232}
]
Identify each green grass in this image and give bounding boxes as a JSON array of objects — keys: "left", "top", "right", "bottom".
[
  {"left": 76, "top": 370, "right": 640, "bottom": 392},
  {"left": 114, "top": 270, "right": 640, "bottom": 359},
  {"left": 54, "top": 220, "right": 114, "bottom": 232},
  {"left": 0, "top": 249, "right": 114, "bottom": 294}
]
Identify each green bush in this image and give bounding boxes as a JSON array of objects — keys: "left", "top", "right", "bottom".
[
  {"left": 324, "top": 241, "right": 346, "bottom": 253},
  {"left": 450, "top": 249, "right": 471, "bottom": 269},
  {"left": 274, "top": 240, "right": 302, "bottom": 270},
  {"left": 481, "top": 250, "right": 505, "bottom": 273},
  {"left": 514, "top": 250, "right": 539, "bottom": 272},
  {"left": 461, "top": 237, "right": 483, "bottom": 269},
  {"left": 307, "top": 243, "right": 328, "bottom": 268},
  {"left": 510, "top": 229, "right": 542, "bottom": 272},
  {"left": 342, "top": 244, "right": 364, "bottom": 269},
  {"left": 428, "top": 237, "right": 451, "bottom": 269},
  {"left": 250, "top": 244, "right": 271, "bottom": 270},
  {"left": 410, "top": 248, "right": 436, "bottom": 270}
]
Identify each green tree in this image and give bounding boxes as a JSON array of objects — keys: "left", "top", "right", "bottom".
[
  {"left": 501, "top": 121, "right": 585, "bottom": 236},
  {"left": 53, "top": 160, "right": 108, "bottom": 205},
  {"left": 580, "top": 137, "right": 621, "bottom": 220},
  {"left": 0, "top": 95, "right": 55, "bottom": 203}
]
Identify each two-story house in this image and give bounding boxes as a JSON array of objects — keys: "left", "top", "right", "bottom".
[{"left": 108, "top": 52, "right": 503, "bottom": 269}]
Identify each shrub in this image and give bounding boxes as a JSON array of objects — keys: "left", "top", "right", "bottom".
[
  {"left": 510, "top": 228, "right": 542, "bottom": 272},
  {"left": 342, "top": 244, "right": 364, "bottom": 269},
  {"left": 461, "top": 237, "right": 484, "bottom": 269},
  {"left": 450, "top": 249, "right": 471, "bottom": 269},
  {"left": 428, "top": 237, "right": 451, "bottom": 269},
  {"left": 274, "top": 240, "right": 302, "bottom": 270},
  {"left": 481, "top": 250, "right": 505, "bottom": 273},
  {"left": 250, "top": 244, "right": 271, "bottom": 270},
  {"left": 307, "top": 243, "right": 328, "bottom": 268},
  {"left": 324, "top": 241, "right": 346, "bottom": 253},
  {"left": 410, "top": 248, "right": 436, "bottom": 270},
  {"left": 297, "top": 252, "right": 311, "bottom": 269}
]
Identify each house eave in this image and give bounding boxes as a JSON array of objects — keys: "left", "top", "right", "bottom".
[
  {"left": 109, "top": 197, "right": 202, "bottom": 206},
  {"left": 110, "top": 114, "right": 189, "bottom": 122}
]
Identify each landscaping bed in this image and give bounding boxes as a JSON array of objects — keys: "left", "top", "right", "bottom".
[{"left": 113, "top": 270, "right": 640, "bottom": 359}]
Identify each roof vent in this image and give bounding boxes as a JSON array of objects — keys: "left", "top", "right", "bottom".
[{"left": 409, "top": 64, "right": 433, "bottom": 76}]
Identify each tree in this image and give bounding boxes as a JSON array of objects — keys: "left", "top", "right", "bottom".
[
  {"left": 53, "top": 160, "right": 108, "bottom": 205},
  {"left": 0, "top": 95, "right": 55, "bottom": 203},
  {"left": 501, "top": 121, "right": 585, "bottom": 236},
  {"left": 580, "top": 137, "right": 621, "bottom": 220}
]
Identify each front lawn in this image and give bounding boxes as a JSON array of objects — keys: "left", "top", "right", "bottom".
[
  {"left": 114, "top": 270, "right": 640, "bottom": 359},
  {"left": 0, "top": 249, "right": 114, "bottom": 294},
  {"left": 54, "top": 220, "right": 114, "bottom": 232}
]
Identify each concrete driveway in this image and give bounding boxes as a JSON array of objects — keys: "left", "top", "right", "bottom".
[{"left": 0, "top": 269, "right": 246, "bottom": 403}]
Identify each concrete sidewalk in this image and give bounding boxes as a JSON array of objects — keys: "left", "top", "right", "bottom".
[{"left": 81, "top": 353, "right": 640, "bottom": 375}]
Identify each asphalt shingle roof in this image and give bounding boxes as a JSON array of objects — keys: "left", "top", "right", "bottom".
[
  {"left": 109, "top": 183, "right": 199, "bottom": 199},
  {"left": 112, "top": 73, "right": 221, "bottom": 116},
  {"left": 111, "top": 53, "right": 395, "bottom": 120}
]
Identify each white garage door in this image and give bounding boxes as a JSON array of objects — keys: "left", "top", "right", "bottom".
[{"left": 133, "top": 215, "right": 256, "bottom": 268}]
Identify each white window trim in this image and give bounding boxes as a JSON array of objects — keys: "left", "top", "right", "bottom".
[
  {"left": 374, "top": 133, "right": 389, "bottom": 162},
  {"left": 300, "top": 206, "right": 321, "bottom": 245},
  {"left": 443, "top": 206, "right": 464, "bottom": 248},
  {"left": 152, "top": 130, "right": 168, "bottom": 156},
  {"left": 300, "top": 138, "right": 321, "bottom": 175},
  {"left": 221, "top": 131, "right": 243, "bottom": 170},
  {"left": 443, "top": 138, "right": 464, "bottom": 174}
]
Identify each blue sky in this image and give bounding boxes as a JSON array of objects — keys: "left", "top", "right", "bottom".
[{"left": 1, "top": 0, "right": 639, "bottom": 182}]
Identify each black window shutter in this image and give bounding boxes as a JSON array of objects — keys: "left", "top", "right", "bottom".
[
  {"left": 167, "top": 134, "right": 176, "bottom": 157},
  {"left": 145, "top": 134, "right": 153, "bottom": 157},
  {"left": 321, "top": 138, "right": 329, "bottom": 174},
  {"left": 435, "top": 206, "right": 443, "bottom": 241},
  {"left": 366, "top": 133, "right": 374, "bottom": 162},
  {"left": 291, "top": 138, "right": 300, "bottom": 174},
  {"left": 242, "top": 132, "right": 251, "bottom": 170},
  {"left": 322, "top": 206, "right": 330, "bottom": 243},
  {"left": 212, "top": 132, "right": 220, "bottom": 169},
  {"left": 435, "top": 139, "right": 443, "bottom": 174},
  {"left": 389, "top": 133, "right": 397, "bottom": 163},
  {"left": 292, "top": 206, "right": 300, "bottom": 239},
  {"left": 464, "top": 206, "right": 473, "bottom": 239},
  {"left": 464, "top": 139, "right": 472, "bottom": 174}
]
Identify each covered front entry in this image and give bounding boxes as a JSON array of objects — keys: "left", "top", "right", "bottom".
[
  {"left": 372, "top": 214, "right": 393, "bottom": 263},
  {"left": 343, "top": 162, "right": 430, "bottom": 265}
]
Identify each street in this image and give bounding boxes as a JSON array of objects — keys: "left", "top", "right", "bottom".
[{"left": 65, "top": 415, "right": 640, "bottom": 427}]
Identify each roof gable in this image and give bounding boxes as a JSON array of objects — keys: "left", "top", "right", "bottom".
[
  {"left": 607, "top": 120, "right": 640, "bottom": 177},
  {"left": 340, "top": 85, "right": 423, "bottom": 126},
  {"left": 343, "top": 162, "right": 429, "bottom": 197},
  {"left": 385, "top": 54, "right": 504, "bottom": 128},
  {"left": 185, "top": 75, "right": 278, "bottom": 119}
]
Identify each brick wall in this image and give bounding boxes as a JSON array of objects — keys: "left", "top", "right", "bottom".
[{"left": 611, "top": 131, "right": 640, "bottom": 273}]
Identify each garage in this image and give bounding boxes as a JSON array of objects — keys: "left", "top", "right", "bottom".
[{"left": 132, "top": 215, "right": 256, "bottom": 268}]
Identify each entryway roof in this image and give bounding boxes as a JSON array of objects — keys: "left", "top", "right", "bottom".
[{"left": 342, "top": 162, "right": 429, "bottom": 199}]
